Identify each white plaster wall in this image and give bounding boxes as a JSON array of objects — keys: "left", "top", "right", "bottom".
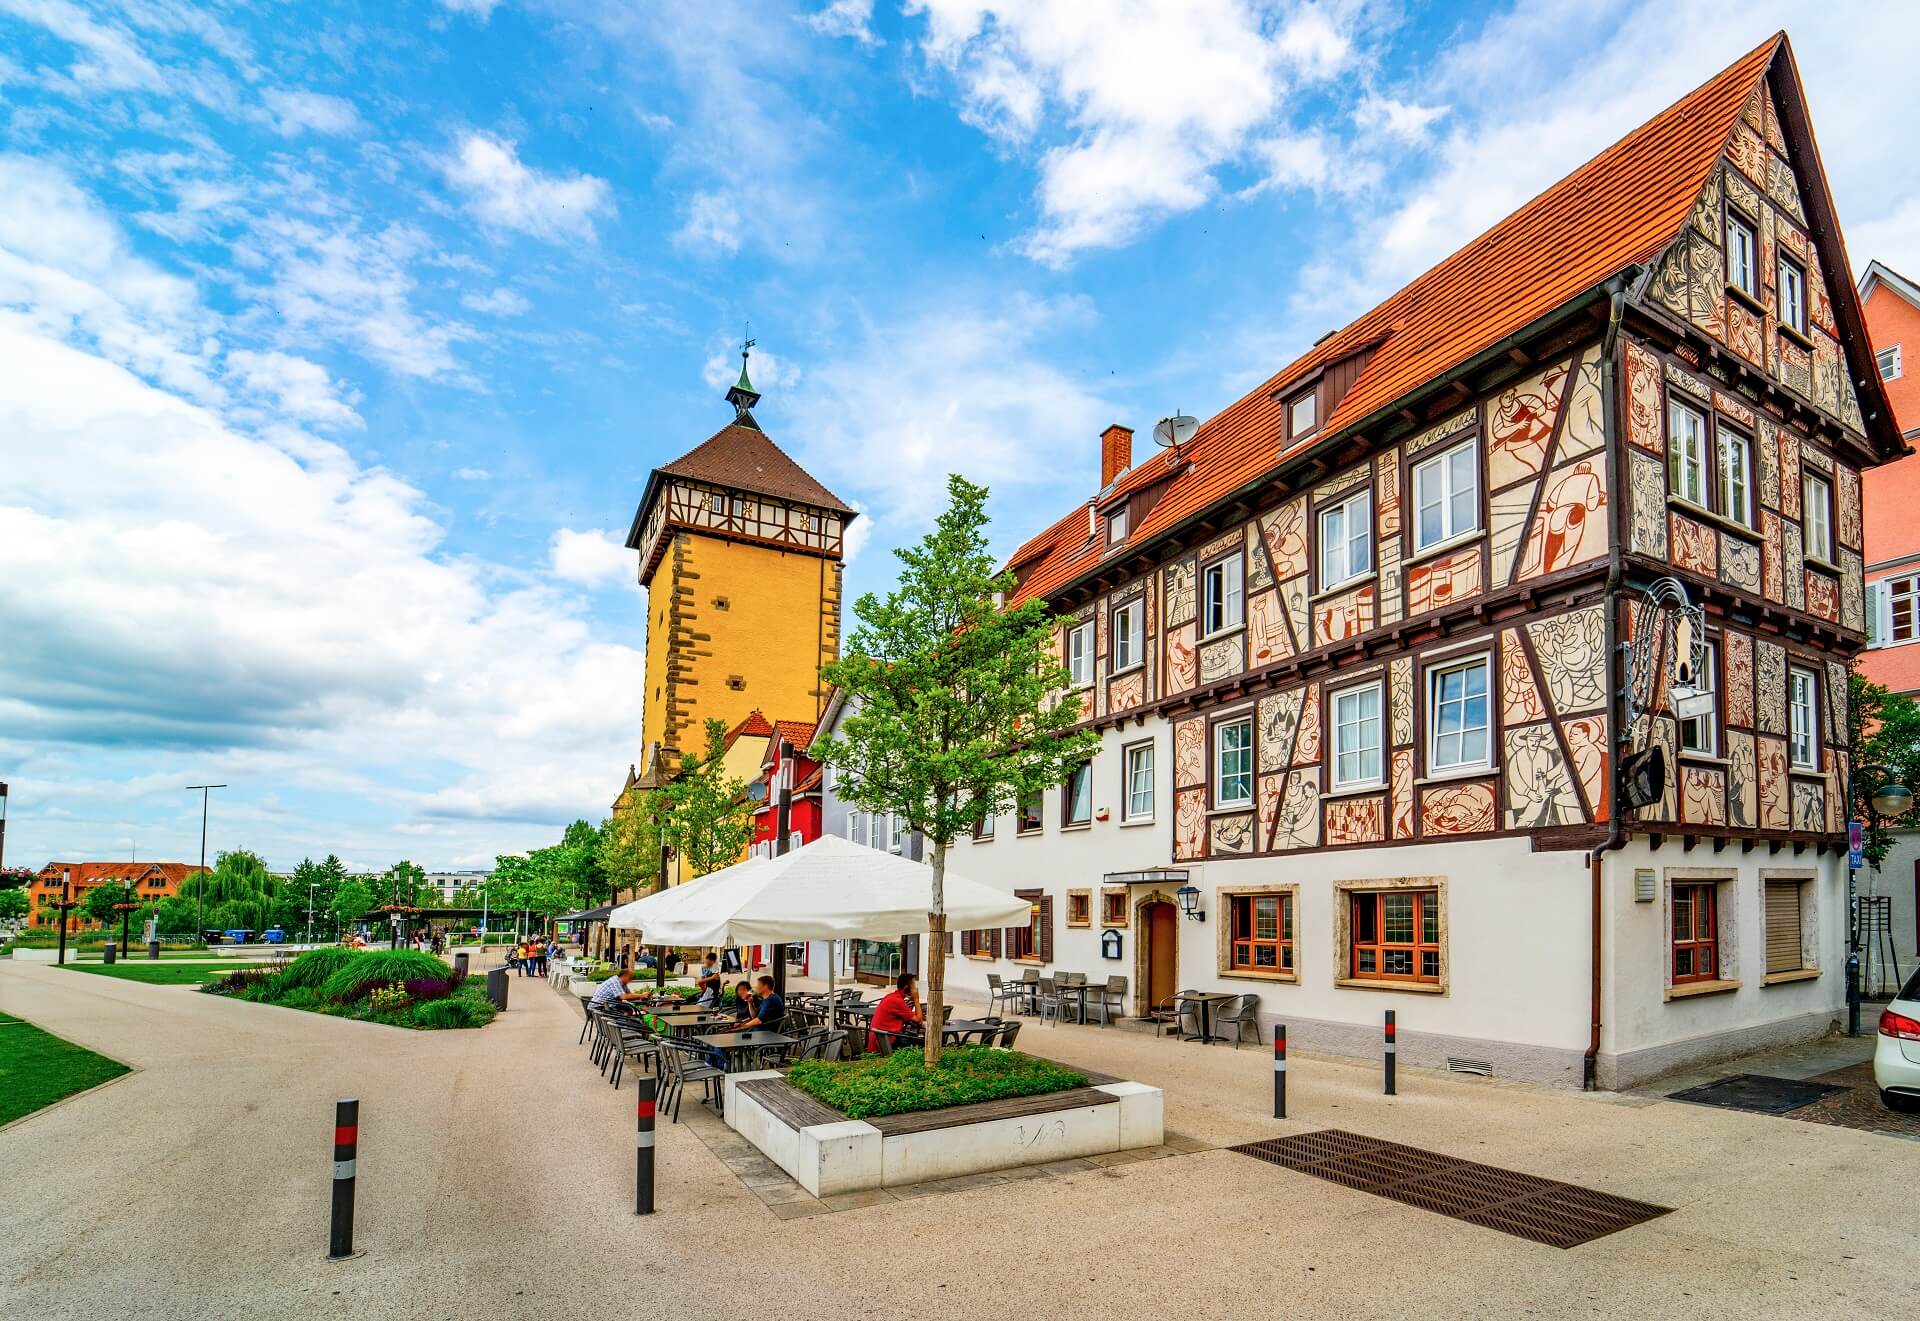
[
  {"left": 1600, "top": 839, "right": 1844, "bottom": 1083},
  {"left": 1856, "top": 829, "right": 1918, "bottom": 996}
]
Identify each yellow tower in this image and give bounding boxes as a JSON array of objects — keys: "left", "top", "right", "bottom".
[{"left": 623, "top": 348, "right": 853, "bottom": 781}]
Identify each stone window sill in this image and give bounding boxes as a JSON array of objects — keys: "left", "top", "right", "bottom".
[
  {"left": 1336, "top": 977, "right": 1446, "bottom": 995},
  {"left": 1219, "top": 967, "right": 1300, "bottom": 984},
  {"left": 1324, "top": 779, "right": 1387, "bottom": 801},
  {"left": 1310, "top": 571, "right": 1376, "bottom": 605},
  {"left": 1761, "top": 967, "right": 1822, "bottom": 987},
  {"left": 1669, "top": 497, "right": 1761, "bottom": 543},
  {"left": 1406, "top": 526, "right": 1483, "bottom": 568},
  {"left": 1665, "top": 977, "right": 1742, "bottom": 1001}
]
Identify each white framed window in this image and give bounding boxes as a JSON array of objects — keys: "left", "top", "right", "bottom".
[
  {"left": 1331, "top": 681, "right": 1384, "bottom": 789},
  {"left": 1288, "top": 390, "right": 1318, "bottom": 439},
  {"left": 1888, "top": 575, "right": 1919, "bottom": 644},
  {"left": 1107, "top": 505, "right": 1128, "bottom": 544},
  {"left": 1679, "top": 640, "right": 1719, "bottom": 756},
  {"left": 1111, "top": 599, "right": 1142, "bottom": 671},
  {"left": 848, "top": 811, "right": 866, "bottom": 846},
  {"left": 1123, "top": 742, "right": 1155, "bottom": 822},
  {"left": 1788, "top": 666, "right": 1819, "bottom": 770},
  {"left": 1778, "top": 254, "right": 1806, "bottom": 333},
  {"left": 1202, "top": 556, "right": 1244, "bottom": 636},
  {"left": 1066, "top": 620, "right": 1093, "bottom": 688},
  {"left": 1878, "top": 344, "right": 1903, "bottom": 381},
  {"left": 1726, "top": 211, "right": 1757, "bottom": 296},
  {"left": 1803, "top": 473, "right": 1832, "bottom": 562},
  {"left": 1214, "top": 716, "right": 1254, "bottom": 808},
  {"left": 1063, "top": 762, "right": 1092, "bottom": 827},
  {"left": 1427, "top": 655, "right": 1492, "bottom": 772},
  {"left": 1669, "top": 401, "right": 1709, "bottom": 507},
  {"left": 888, "top": 813, "right": 906, "bottom": 853},
  {"left": 973, "top": 802, "right": 995, "bottom": 840},
  {"left": 1717, "top": 424, "right": 1752, "bottom": 527},
  {"left": 1412, "top": 439, "right": 1479, "bottom": 551},
  {"left": 1318, "top": 488, "right": 1373, "bottom": 590}
]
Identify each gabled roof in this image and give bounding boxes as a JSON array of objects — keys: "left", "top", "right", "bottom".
[
  {"left": 725, "top": 709, "right": 775, "bottom": 746},
  {"left": 655, "top": 422, "right": 853, "bottom": 515},
  {"left": 771, "top": 719, "right": 818, "bottom": 750},
  {"left": 1009, "top": 33, "right": 1786, "bottom": 606},
  {"left": 1859, "top": 260, "right": 1920, "bottom": 312},
  {"left": 35, "top": 862, "right": 206, "bottom": 885}
]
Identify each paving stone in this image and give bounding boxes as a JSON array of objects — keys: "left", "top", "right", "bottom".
[
  {"left": 818, "top": 1189, "right": 894, "bottom": 1212},
  {"left": 751, "top": 1181, "right": 813, "bottom": 1205},
  {"left": 768, "top": 1199, "right": 833, "bottom": 1219},
  {"left": 1086, "top": 1149, "right": 1147, "bottom": 1167},
  {"left": 1032, "top": 1157, "right": 1097, "bottom": 1176}
]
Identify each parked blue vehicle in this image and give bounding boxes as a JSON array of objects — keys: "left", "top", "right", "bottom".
[
  {"left": 222, "top": 928, "right": 255, "bottom": 945},
  {"left": 261, "top": 928, "right": 286, "bottom": 944}
]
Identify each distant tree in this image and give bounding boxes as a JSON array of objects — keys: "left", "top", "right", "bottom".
[
  {"left": 328, "top": 880, "right": 376, "bottom": 934},
  {"left": 815, "top": 473, "right": 1101, "bottom": 1065},
  {"left": 598, "top": 804, "right": 662, "bottom": 904},
  {"left": 81, "top": 882, "right": 139, "bottom": 928},
  {"left": 182, "top": 850, "right": 274, "bottom": 907},
  {"left": 1849, "top": 666, "right": 1920, "bottom": 867},
  {"left": 557, "top": 819, "right": 611, "bottom": 906},
  {"left": 0, "top": 888, "right": 30, "bottom": 923},
  {"left": 660, "top": 720, "right": 755, "bottom": 878},
  {"left": 379, "top": 860, "right": 429, "bottom": 908},
  {"left": 153, "top": 896, "right": 197, "bottom": 936}
]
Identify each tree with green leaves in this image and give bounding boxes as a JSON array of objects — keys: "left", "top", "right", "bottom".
[
  {"left": 80, "top": 881, "right": 143, "bottom": 949},
  {"left": 329, "top": 879, "right": 376, "bottom": 936},
  {"left": 0, "top": 888, "right": 28, "bottom": 924},
  {"left": 598, "top": 803, "right": 663, "bottom": 904},
  {"left": 660, "top": 720, "right": 755, "bottom": 878},
  {"left": 814, "top": 473, "right": 1101, "bottom": 1065},
  {"left": 1848, "top": 665, "right": 1920, "bottom": 868}
]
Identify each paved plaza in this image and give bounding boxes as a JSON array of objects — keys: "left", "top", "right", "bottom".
[{"left": 1, "top": 954, "right": 1914, "bottom": 1320}]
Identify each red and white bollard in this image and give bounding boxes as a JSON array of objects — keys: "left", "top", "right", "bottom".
[
  {"left": 329, "top": 1099, "right": 358, "bottom": 1258},
  {"left": 1272, "top": 1024, "right": 1287, "bottom": 1119},
  {"left": 635, "top": 1076, "right": 656, "bottom": 1215},
  {"left": 1383, "top": 1010, "right": 1397, "bottom": 1096}
]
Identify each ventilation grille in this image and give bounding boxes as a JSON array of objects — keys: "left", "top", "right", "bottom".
[
  {"left": 1230, "top": 1129, "right": 1669, "bottom": 1249},
  {"left": 1445, "top": 1056, "right": 1494, "bottom": 1077}
]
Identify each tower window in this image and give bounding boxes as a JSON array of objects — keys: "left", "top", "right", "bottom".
[
  {"left": 726, "top": 675, "right": 746, "bottom": 692},
  {"left": 712, "top": 596, "right": 731, "bottom": 610}
]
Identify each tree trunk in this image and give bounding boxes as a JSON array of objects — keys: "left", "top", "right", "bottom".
[{"left": 924, "top": 838, "right": 948, "bottom": 1067}]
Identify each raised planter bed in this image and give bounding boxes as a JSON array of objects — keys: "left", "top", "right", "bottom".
[{"left": 722, "top": 1068, "right": 1163, "bottom": 1196}]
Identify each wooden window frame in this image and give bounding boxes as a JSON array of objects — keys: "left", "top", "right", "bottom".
[
  {"left": 1317, "top": 486, "right": 1373, "bottom": 592},
  {"left": 972, "top": 804, "right": 995, "bottom": 841},
  {"left": 1226, "top": 890, "right": 1295, "bottom": 978},
  {"left": 1410, "top": 437, "right": 1479, "bottom": 552},
  {"left": 1670, "top": 881, "right": 1719, "bottom": 985},
  {"left": 1347, "top": 887, "right": 1441, "bottom": 985},
  {"left": 1788, "top": 665, "right": 1819, "bottom": 770},
  {"left": 1890, "top": 574, "right": 1919, "bottom": 644},
  {"left": 1015, "top": 791, "right": 1043, "bottom": 835},
  {"left": 1121, "top": 740, "right": 1155, "bottom": 823},
  {"left": 1679, "top": 638, "right": 1720, "bottom": 757},
  {"left": 1006, "top": 889, "right": 1051, "bottom": 964},
  {"left": 1101, "top": 887, "right": 1130, "bottom": 927},
  {"left": 1200, "top": 552, "right": 1245, "bottom": 638},
  {"left": 1066, "top": 619, "right": 1094, "bottom": 689},
  {"left": 1213, "top": 714, "right": 1254, "bottom": 809},
  {"left": 1287, "top": 388, "right": 1319, "bottom": 442},
  {"left": 1065, "top": 889, "right": 1092, "bottom": 929},
  {"left": 1107, "top": 505, "right": 1128, "bottom": 544}
]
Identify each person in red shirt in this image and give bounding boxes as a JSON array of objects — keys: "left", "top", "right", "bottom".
[{"left": 867, "top": 973, "right": 924, "bottom": 1053}]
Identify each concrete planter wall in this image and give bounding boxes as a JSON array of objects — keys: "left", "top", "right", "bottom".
[{"left": 722, "top": 1070, "right": 1163, "bottom": 1197}]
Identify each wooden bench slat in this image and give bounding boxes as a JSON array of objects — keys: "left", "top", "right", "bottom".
[{"left": 867, "top": 1087, "right": 1116, "bottom": 1136}]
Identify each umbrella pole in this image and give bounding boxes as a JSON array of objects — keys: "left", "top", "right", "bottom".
[{"left": 826, "top": 940, "right": 836, "bottom": 1038}]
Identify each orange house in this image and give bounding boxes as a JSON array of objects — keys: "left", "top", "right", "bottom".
[
  {"left": 1858, "top": 261, "right": 1920, "bottom": 694},
  {"left": 29, "top": 861, "right": 207, "bottom": 930}
]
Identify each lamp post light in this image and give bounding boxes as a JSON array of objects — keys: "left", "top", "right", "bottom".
[
  {"left": 1847, "top": 762, "right": 1911, "bottom": 1037},
  {"left": 186, "top": 783, "right": 225, "bottom": 937},
  {"left": 1175, "top": 884, "right": 1206, "bottom": 922},
  {"left": 0, "top": 780, "right": 9, "bottom": 872}
]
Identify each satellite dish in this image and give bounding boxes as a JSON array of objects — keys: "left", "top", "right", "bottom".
[
  {"left": 745, "top": 781, "right": 769, "bottom": 803},
  {"left": 1153, "top": 414, "right": 1199, "bottom": 449}
]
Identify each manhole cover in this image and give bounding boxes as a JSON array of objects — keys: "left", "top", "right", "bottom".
[
  {"left": 1230, "top": 1130, "right": 1668, "bottom": 1249},
  {"left": 1666, "top": 1073, "right": 1848, "bottom": 1115}
]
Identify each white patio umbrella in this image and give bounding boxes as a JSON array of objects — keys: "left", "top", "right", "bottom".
[{"left": 606, "top": 834, "right": 1031, "bottom": 1011}]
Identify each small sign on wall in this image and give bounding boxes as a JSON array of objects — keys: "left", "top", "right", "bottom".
[{"left": 1100, "top": 929, "right": 1123, "bottom": 961}]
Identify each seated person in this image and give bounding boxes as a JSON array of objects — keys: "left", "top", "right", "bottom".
[
  {"left": 867, "top": 973, "right": 924, "bottom": 1053},
  {"left": 587, "top": 968, "right": 646, "bottom": 1012},
  {"left": 729, "top": 981, "right": 756, "bottom": 1024},
  {"left": 693, "top": 953, "right": 723, "bottom": 1007},
  {"left": 732, "top": 975, "right": 785, "bottom": 1033}
]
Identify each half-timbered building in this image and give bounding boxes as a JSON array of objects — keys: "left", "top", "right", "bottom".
[{"left": 937, "top": 33, "right": 1905, "bottom": 1088}]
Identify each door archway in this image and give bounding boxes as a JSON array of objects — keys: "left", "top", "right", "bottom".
[{"left": 1132, "top": 890, "right": 1180, "bottom": 1018}]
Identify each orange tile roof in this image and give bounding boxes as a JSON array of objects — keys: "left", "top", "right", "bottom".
[
  {"left": 723, "top": 709, "right": 775, "bottom": 748},
  {"left": 1010, "top": 33, "right": 1782, "bottom": 605},
  {"left": 657, "top": 422, "right": 853, "bottom": 514},
  {"left": 35, "top": 862, "right": 205, "bottom": 886},
  {"left": 771, "top": 719, "right": 818, "bottom": 749}
]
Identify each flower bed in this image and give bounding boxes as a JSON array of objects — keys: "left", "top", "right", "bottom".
[
  {"left": 202, "top": 948, "right": 495, "bottom": 1030},
  {"left": 784, "top": 1046, "right": 1088, "bottom": 1119}
]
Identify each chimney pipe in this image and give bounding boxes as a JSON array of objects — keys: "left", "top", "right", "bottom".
[{"left": 1100, "top": 424, "right": 1134, "bottom": 489}]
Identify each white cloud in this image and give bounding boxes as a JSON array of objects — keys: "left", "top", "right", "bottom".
[
  {"left": 549, "top": 528, "right": 633, "bottom": 587},
  {"left": 905, "top": 0, "right": 1360, "bottom": 265},
  {"left": 674, "top": 190, "right": 743, "bottom": 255},
  {"left": 226, "top": 349, "right": 363, "bottom": 429},
  {"left": 0, "top": 0, "right": 167, "bottom": 93},
  {"left": 808, "top": 0, "right": 881, "bottom": 46},
  {"left": 262, "top": 87, "right": 361, "bottom": 137},
  {"left": 1354, "top": 95, "right": 1448, "bottom": 144},
  {"left": 442, "top": 133, "right": 615, "bottom": 242},
  {"left": 460, "top": 286, "right": 531, "bottom": 316},
  {"left": 453, "top": 467, "right": 492, "bottom": 481},
  {"left": 439, "top": 0, "right": 501, "bottom": 18}
]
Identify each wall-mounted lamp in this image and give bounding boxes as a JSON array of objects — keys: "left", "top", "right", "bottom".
[{"left": 1175, "top": 884, "right": 1205, "bottom": 922}]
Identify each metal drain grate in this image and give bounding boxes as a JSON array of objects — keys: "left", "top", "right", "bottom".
[
  {"left": 1230, "top": 1129, "right": 1669, "bottom": 1249},
  {"left": 1666, "top": 1073, "right": 1847, "bottom": 1115}
]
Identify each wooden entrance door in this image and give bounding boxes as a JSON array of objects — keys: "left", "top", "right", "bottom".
[{"left": 1146, "top": 902, "right": 1177, "bottom": 1009}]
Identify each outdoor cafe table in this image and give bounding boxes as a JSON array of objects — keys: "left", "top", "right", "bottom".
[
  {"left": 650, "top": 1010, "right": 733, "bottom": 1035},
  {"left": 939, "top": 1017, "right": 1000, "bottom": 1044},
  {"left": 1053, "top": 981, "right": 1111, "bottom": 1027},
  {"left": 701, "top": 1029, "right": 796, "bottom": 1071},
  {"left": 1175, "top": 991, "right": 1235, "bottom": 1044}
]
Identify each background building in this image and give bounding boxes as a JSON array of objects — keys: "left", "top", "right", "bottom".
[{"left": 28, "top": 861, "right": 206, "bottom": 930}]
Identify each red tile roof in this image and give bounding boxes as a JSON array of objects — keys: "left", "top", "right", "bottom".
[
  {"left": 771, "top": 719, "right": 818, "bottom": 749},
  {"left": 35, "top": 862, "right": 205, "bottom": 886},
  {"left": 1010, "top": 33, "right": 1782, "bottom": 605},
  {"left": 726, "top": 709, "right": 775, "bottom": 743},
  {"left": 657, "top": 422, "right": 853, "bottom": 514}
]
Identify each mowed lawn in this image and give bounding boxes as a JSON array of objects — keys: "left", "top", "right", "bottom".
[
  {"left": 54, "top": 962, "right": 272, "bottom": 986},
  {"left": 0, "top": 1013, "right": 131, "bottom": 1125}
]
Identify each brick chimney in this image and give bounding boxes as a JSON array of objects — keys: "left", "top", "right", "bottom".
[{"left": 1100, "top": 424, "right": 1134, "bottom": 488}]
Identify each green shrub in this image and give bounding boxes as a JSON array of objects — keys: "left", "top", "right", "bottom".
[
  {"left": 364, "top": 984, "right": 410, "bottom": 1018},
  {"left": 318, "top": 950, "right": 450, "bottom": 1002},
  {"left": 411, "top": 995, "right": 492, "bottom": 1030},
  {"left": 276, "top": 987, "right": 321, "bottom": 1012},
  {"left": 270, "top": 946, "right": 360, "bottom": 993},
  {"left": 785, "top": 1047, "right": 1087, "bottom": 1120}
]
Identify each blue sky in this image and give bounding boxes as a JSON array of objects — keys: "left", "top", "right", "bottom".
[{"left": 4, "top": 0, "right": 1918, "bottom": 873}]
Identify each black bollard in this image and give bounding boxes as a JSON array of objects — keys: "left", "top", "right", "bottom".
[
  {"left": 1272, "top": 1024, "right": 1287, "bottom": 1119},
  {"left": 329, "top": 1099, "right": 358, "bottom": 1258},
  {"left": 635, "top": 1076, "right": 657, "bottom": 1215},
  {"left": 1384, "top": 1010, "right": 1397, "bottom": 1096}
]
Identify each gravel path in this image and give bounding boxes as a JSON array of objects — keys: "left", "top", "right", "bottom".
[{"left": 1, "top": 956, "right": 1912, "bottom": 1319}]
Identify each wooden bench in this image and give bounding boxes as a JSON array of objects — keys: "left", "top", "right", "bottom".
[{"left": 737, "top": 1078, "right": 843, "bottom": 1130}]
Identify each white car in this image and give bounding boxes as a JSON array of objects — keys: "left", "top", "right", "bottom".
[{"left": 1877, "top": 967, "right": 1920, "bottom": 1112}]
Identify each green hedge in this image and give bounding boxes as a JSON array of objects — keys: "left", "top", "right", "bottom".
[
  {"left": 317, "top": 949, "right": 450, "bottom": 1001},
  {"left": 785, "top": 1046, "right": 1087, "bottom": 1120},
  {"left": 270, "top": 946, "right": 360, "bottom": 992},
  {"left": 200, "top": 947, "right": 491, "bottom": 1031}
]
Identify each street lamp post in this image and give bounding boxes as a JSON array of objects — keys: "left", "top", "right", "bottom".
[
  {"left": 186, "top": 784, "right": 225, "bottom": 936},
  {"left": 1846, "top": 762, "right": 1912, "bottom": 1037},
  {"left": 0, "top": 780, "right": 9, "bottom": 872}
]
